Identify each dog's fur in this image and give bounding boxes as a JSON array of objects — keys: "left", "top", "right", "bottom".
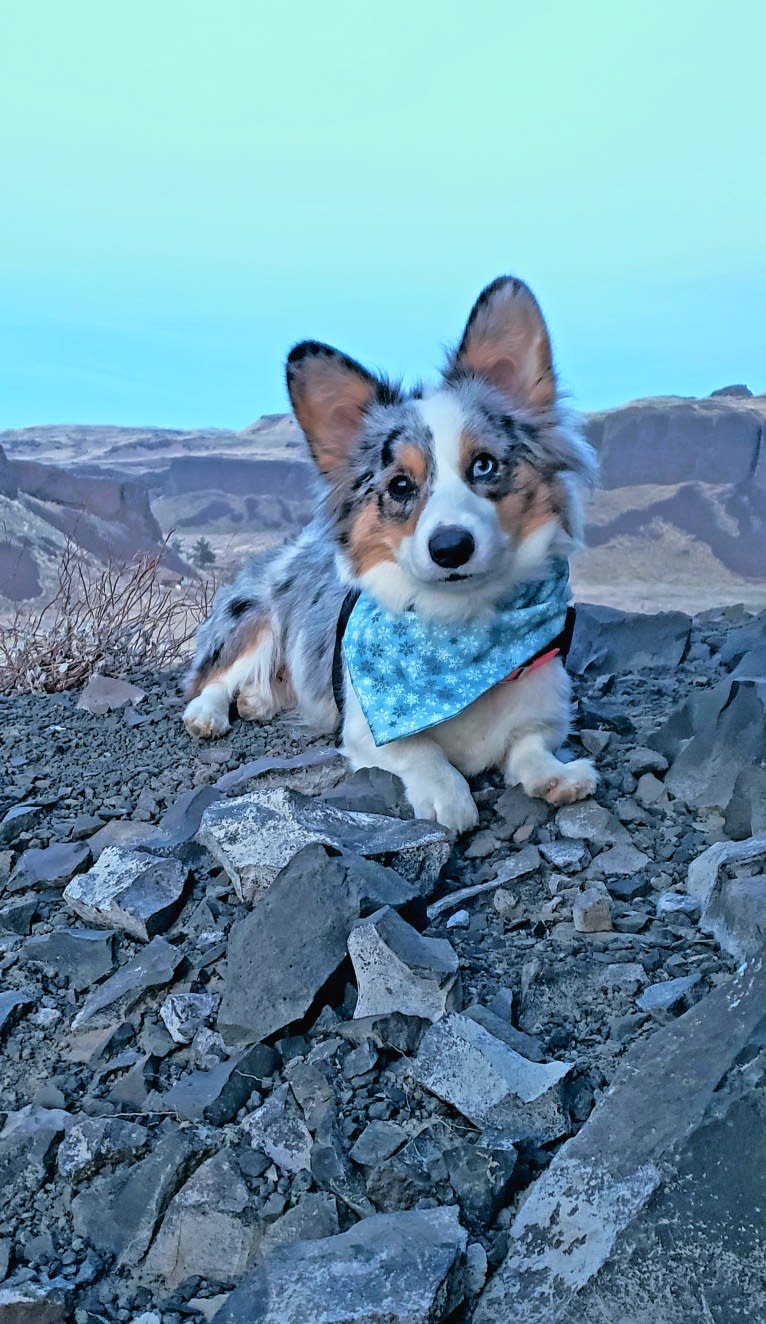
[{"left": 183, "top": 276, "right": 599, "bottom": 830}]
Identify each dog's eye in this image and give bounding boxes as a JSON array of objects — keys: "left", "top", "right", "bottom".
[
  {"left": 387, "top": 474, "right": 417, "bottom": 502},
  {"left": 469, "top": 453, "right": 498, "bottom": 482}
]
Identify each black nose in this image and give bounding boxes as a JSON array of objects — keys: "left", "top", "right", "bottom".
[{"left": 428, "top": 525, "right": 475, "bottom": 569}]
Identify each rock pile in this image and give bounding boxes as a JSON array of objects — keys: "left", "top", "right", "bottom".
[{"left": 0, "top": 604, "right": 765, "bottom": 1322}]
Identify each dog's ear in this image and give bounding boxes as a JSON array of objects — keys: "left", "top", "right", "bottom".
[
  {"left": 286, "top": 342, "right": 382, "bottom": 474},
  {"left": 447, "top": 276, "right": 556, "bottom": 411}
]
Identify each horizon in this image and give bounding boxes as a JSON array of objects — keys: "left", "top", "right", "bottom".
[{"left": 2, "top": 1, "right": 764, "bottom": 430}]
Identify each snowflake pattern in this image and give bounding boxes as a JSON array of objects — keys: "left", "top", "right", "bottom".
[{"left": 344, "top": 558, "right": 571, "bottom": 746}]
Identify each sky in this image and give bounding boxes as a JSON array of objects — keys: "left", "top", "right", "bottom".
[{"left": 1, "top": 0, "right": 764, "bottom": 429}]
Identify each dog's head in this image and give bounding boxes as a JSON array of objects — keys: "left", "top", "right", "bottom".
[{"left": 286, "top": 276, "right": 597, "bottom": 620}]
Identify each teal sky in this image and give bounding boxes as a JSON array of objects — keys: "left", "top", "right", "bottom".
[{"left": 1, "top": 0, "right": 764, "bottom": 429}]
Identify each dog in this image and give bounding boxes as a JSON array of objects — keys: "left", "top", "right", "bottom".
[{"left": 183, "top": 275, "right": 599, "bottom": 831}]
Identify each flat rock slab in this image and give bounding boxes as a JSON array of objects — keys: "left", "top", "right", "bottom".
[
  {"left": 64, "top": 847, "right": 188, "bottom": 941},
  {"left": 687, "top": 835, "right": 766, "bottom": 961},
  {"left": 197, "top": 786, "right": 450, "bottom": 904},
  {"left": 8, "top": 841, "right": 91, "bottom": 892},
  {"left": 21, "top": 928, "right": 115, "bottom": 991},
  {"left": 0, "top": 990, "right": 34, "bottom": 1044},
  {"left": 211, "top": 1205, "right": 467, "bottom": 1324},
  {"left": 348, "top": 906, "right": 460, "bottom": 1023},
  {"left": 474, "top": 957, "right": 766, "bottom": 1324},
  {"left": 163, "top": 1042, "right": 277, "bottom": 1125},
  {"left": 144, "top": 1150, "right": 257, "bottom": 1289},
  {"left": 242, "top": 1084, "right": 313, "bottom": 1174},
  {"left": 76, "top": 673, "right": 146, "bottom": 714},
  {"left": 218, "top": 845, "right": 418, "bottom": 1045},
  {"left": 410, "top": 1013, "right": 572, "bottom": 1144},
  {"left": 659, "top": 677, "right": 766, "bottom": 809},
  {"left": 568, "top": 605, "right": 691, "bottom": 675},
  {"left": 72, "top": 936, "right": 185, "bottom": 1028},
  {"left": 0, "top": 1284, "right": 68, "bottom": 1322}
]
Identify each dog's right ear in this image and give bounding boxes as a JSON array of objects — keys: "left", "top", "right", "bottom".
[{"left": 286, "top": 342, "right": 382, "bottom": 474}]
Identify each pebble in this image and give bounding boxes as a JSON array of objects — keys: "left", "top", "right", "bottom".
[{"left": 573, "top": 888, "right": 613, "bottom": 933}]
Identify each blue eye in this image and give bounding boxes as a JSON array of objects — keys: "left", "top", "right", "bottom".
[
  {"left": 470, "top": 454, "right": 498, "bottom": 481},
  {"left": 388, "top": 474, "right": 417, "bottom": 501}
]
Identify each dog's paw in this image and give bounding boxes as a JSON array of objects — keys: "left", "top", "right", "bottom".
[
  {"left": 183, "top": 694, "right": 231, "bottom": 739},
  {"left": 527, "top": 757, "right": 598, "bottom": 806},
  {"left": 407, "top": 771, "right": 480, "bottom": 834}
]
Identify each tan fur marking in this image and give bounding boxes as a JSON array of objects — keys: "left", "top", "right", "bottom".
[
  {"left": 496, "top": 462, "right": 562, "bottom": 542},
  {"left": 395, "top": 442, "right": 429, "bottom": 485},
  {"left": 348, "top": 500, "right": 419, "bottom": 576},
  {"left": 185, "top": 618, "right": 269, "bottom": 699}
]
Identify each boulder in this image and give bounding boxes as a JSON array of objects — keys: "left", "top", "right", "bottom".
[
  {"left": 64, "top": 848, "right": 188, "bottom": 942},
  {"left": 144, "top": 1151, "right": 258, "bottom": 1288},
  {"left": 568, "top": 605, "right": 690, "bottom": 676}
]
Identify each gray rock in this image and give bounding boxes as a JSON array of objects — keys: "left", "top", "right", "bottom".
[
  {"left": 71, "top": 1127, "right": 197, "bottom": 1266},
  {"left": 321, "top": 767, "right": 412, "bottom": 818},
  {"left": 148, "top": 785, "right": 222, "bottom": 851},
  {"left": 725, "top": 766, "right": 766, "bottom": 840},
  {"left": 211, "top": 1206, "right": 467, "bottom": 1324},
  {"left": 163, "top": 1042, "right": 277, "bottom": 1125},
  {"left": 556, "top": 800, "right": 629, "bottom": 845},
  {"left": 446, "top": 908, "right": 470, "bottom": 928},
  {"left": 0, "top": 990, "right": 33, "bottom": 1043},
  {"left": 687, "top": 835, "right": 766, "bottom": 960},
  {"left": 606, "top": 874, "right": 651, "bottom": 901},
  {"left": 539, "top": 840, "right": 588, "bottom": 870},
  {"left": 662, "top": 678, "right": 766, "bottom": 809},
  {"left": 7, "top": 841, "right": 91, "bottom": 892},
  {"left": 259, "top": 1193, "right": 339, "bottom": 1255},
  {"left": 601, "top": 962, "right": 647, "bottom": 989},
  {"left": 410, "top": 1013, "right": 572, "bottom": 1143},
  {"left": 217, "top": 846, "right": 417, "bottom": 1045},
  {"left": 144, "top": 1150, "right": 257, "bottom": 1288},
  {"left": 57, "top": 1116, "right": 149, "bottom": 1180},
  {"left": 637, "top": 976, "right": 700, "bottom": 1012},
  {"left": 463, "top": 1003, "right": 545, "bottom": 1062},
  {"left": 0, "top": 1284, "right": 68, "bottom": 1323},
  {"left": 348, "top": 906, "right": 460, "bottom": 1023},
  {"left": 72, "top": 936, "right": 185, "bottom": 1028},
  {"left": 64, "top": 848, "right": 188, "bottom": 942},
  {"left": 0, "top": 895, "right": 36, "bottom": 934},
  {"left": 568, "top": 605, "right": 691, "bottom": 675},
  {"left": 626, "top": 747, "right": 669, "bottom": 776},
  {"left": 159, "top": 991, "right": 218, "bottom": 1044},
  {"left": 490, "top": 845, "right": 542, "bottom": 882},
  {"left": 0, "top": 1106, "right": 72, "bottom": 1194},
  {"left": 446, "top": 1135, "right": 517, "bottom": 1229},
  {"left": 636, "top": 772, "right": 665, "bottom": 805},
  {"left": 474, "top": 958, "right": 766, "bottom": 1324},
  {"left": 0, "top": 802, "right": 44, "bottom": 848},
  {"left": 76, "top": 673, "right": 145, "bottom": 714},
  {"left": 349, "top": 1120, "right": 409, "bottom": 1166},
  {"left": 592, "top": 843, "right": 651, "bottom": 876},
  {"left": 20, "top": 928, "right": 115, "bottom": 991},
  {"left": 242, "top": 1084, "right": 313, "bottom": 1174},
  {"left": 573, "top": 888, "right": 613, "bottom": 933},
  {"left": 197, "top": 786, "right": 450, "bottom": 904}
]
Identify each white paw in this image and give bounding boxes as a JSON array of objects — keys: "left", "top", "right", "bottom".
[
  {"left": 236, "top": 691, "right": 276, "bottom": 721},
  {"left": 527, "top": 757, "right": 598, "bottom": 806},
  {"left": 183, "top": 694, "right": 231, "bottom": 739},
  {"left": 407, "top": 770, "right": 480, "bottom": 834}
]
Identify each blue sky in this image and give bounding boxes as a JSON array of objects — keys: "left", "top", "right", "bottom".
[{"left": 1, "top": 0, "right": 764, "bottom": 428}]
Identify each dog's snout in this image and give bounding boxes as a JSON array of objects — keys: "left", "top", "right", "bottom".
[{"left": 428, "top": 525, "right": 475, "bottom": 569}]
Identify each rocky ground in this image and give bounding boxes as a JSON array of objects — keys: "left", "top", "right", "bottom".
[{"left": 1, "top": 604, "right": 765, "bottom": 1323}]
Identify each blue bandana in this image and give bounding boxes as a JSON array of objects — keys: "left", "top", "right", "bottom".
[{"left": 343, "top": 558, "right": 571, "bottom": 746}]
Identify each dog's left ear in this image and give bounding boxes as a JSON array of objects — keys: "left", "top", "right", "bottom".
[
  {"left": 446, "top": 276, "right": 556, "bottom": 411},
  {"left": 286, "top": 341, "right": 383, "bottom": 474}
]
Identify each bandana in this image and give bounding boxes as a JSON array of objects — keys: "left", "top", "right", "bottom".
[{"left": 341, "top": 557, "right": 572, "bottom": 746}]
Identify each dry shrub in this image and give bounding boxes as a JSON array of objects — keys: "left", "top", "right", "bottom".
[{"left": 0, "top": 541, "right": 213, "bottom": 695}]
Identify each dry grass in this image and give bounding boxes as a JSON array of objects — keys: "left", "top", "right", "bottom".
[{"left": 0, "top": 541, "right": 213, "bottom": 695}]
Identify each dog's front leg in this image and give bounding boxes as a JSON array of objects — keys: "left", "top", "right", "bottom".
[{"left": 341, "top": 681, "right": 479, "bottom": 833}]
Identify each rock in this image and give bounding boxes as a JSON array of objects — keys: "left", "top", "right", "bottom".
[
  {"left": 0, "top": 896, "right": 36, "bottom": 934},
  {"left": 259, "top": 1193, "right": 339, "bottom": 1254},
  {"left": 637, "top": 976, "right": 700, "bottom": 1012},
  {"left": 474, "top": 957, "right": 766, "bottom": 1324},
  {"left": 573, "top": 888, "right": 613, "bottom": 933},
  {"left": 242, "top": 1084, "right": 313, "bottom": 1174},
  {"left": 656, "top": 891, "right": 700, "bottom": 916},
  {"left": 0, "top": 990, "right": 33, "bottom": 1044},
  {"left": 72, "top": 936, "right": 185, "bottom": 1028},
  {"left": 465, "top": 1241, "right": 489, "bottom": 1295},
  {"left": 0, "top": 1284, "right": 68, "bottom": 1322},
  {"left": 63, "top": 848, "right": 188, "bottom": 942},
  {"left": 687, "top": 835, "right": 766, "bottom": 960},
  {"left": 661, "top": 677, "right": 766, "bottom": 808},
  {"left": 57, "top": 1116, "right": 149, "bottom": 1180},
  {"left": 363, "top": 1121, "right": 453, "bottom": 1210},
  {"left": 321, "top": 767, "right": 412, "bottom": 818},
  {"left": 446, "top": 908, "right": 470, "bottom": 929},
  {"left": 144, "top": 1150, "right": 257, "bottom": 1288},
  {"left": 601, "top": 962, "right": 647, "bottom": 990},
  {"left": 20, "top": 927, "right": 115, "bottom": 991},
  {"left": 490, "top": 845, "right": 542, "bottom": 882},
  {"left": 446, "top": 1135, "right": 517, "bottom": 1229},
  {"left": 463, "top": 1003, "right": 545, "bottom": 1062},
  {"left": 7, "top": 841, "right": 91, "bottom": 892},
  {"left": 592, "top": 843, "right": 650, "bottom": 876},
  {"left": 493, "top": 889, "right": 520, "bottom": 918},
  {"left": 76, "top": 674, "right": 146, "bottom": 714},
  {"left": 626, "top": 746, "right": 669, "bottom": 776},
  {"left": 568, "top": 605, "right": 691, "bottom": 675},
  {"left": 197, "top": 786, "right": 450, "bottom": 904},
  {"left": 71, "top": 1127, "right": 197, "bottom": 1266},
  {"left": 711, "top": 382, "right": 753, "bottom": 397},
  {"left": 0, "top": 1106, "right": 72, "bottom": 1194},
  {"left": 349, "top": 1120, "right": 409, "bottom": 1166},
  {"left": 211, "top": 1206, "right": 467, "bottom": 1324},
  {"left": 724, "top": 766, "right": 766, "bottom": 840},
  {"left": 163, "top": 1042, "right": 277, "bottom": 1125},
  {"left": 410, "top": 1013, "right": 572, "bottom": 1143},
  {"left": 147, "top": 785, "right": 222, "bottom": 852},
  {"left": 159, "top": 992, "right": 218, "bottom": 1044},
  {"left": 337, "top": 1011, "right": 429, "bottom": 1055},
  {"left": 636, "top": 772, "right": 665, "bottom": 805},
  {"left": 218, "top": 846, "right": 418, "bottom": 1044},
  {"left": 348, "top": 906, "right": 460, "bottom": 1023},
  {"left": 539, "top": 840, "right": 588, "bottom": 870},
  {"left": 0, "top": 803, "right": 44, "bottom": 848},
  {"left": 605, "top": 874, "right": 650, "bottom": 902},
  {"left": 555, "top": 800, "right": 628, "bottom": 845}
]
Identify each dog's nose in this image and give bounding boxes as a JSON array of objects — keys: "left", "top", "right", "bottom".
[{"left": 428, "top": 525, "right": 476, "bottom": 569}]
